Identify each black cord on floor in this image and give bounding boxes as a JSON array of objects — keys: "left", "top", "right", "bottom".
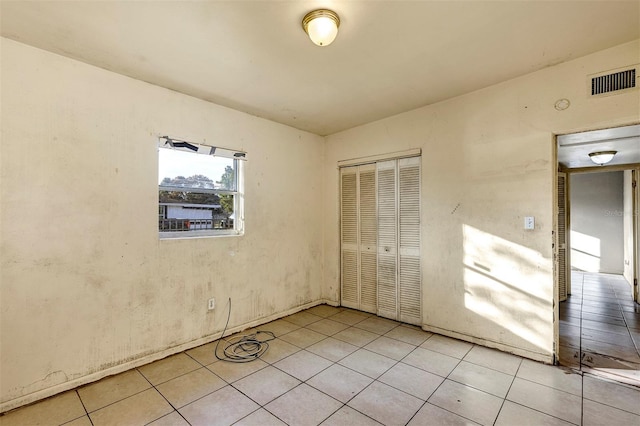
[{"left": 214, "top": 297, "right": 275, "bottom": 363}]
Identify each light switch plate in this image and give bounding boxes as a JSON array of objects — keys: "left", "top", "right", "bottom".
[{"left": 524, "top": 216, "right": 535, "bottom": 230}]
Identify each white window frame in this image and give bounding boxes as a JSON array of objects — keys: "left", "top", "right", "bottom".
[{"left": 158, "top": 137, "right": 245, "bottom": 239}]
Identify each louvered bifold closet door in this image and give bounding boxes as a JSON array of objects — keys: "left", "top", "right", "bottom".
[
  {"left": 398, "top": 157, "right": 421, "bottom": 325},
  {"left": 359, "top": 165, "right": 378, "bottom": 313},
  {"left": 558, "top": 172, "right": 568, "bottom": 302},
  {"left": 341, "top": 167, "right": 359, "bottom": 309},
  {"left": 377, "top": 160, "right": 398, "bottom": 320}
]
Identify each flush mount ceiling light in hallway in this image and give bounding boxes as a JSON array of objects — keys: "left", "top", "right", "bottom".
[
  {"left": 302, "top": 9, "right": 340, "bottom": 46},
  {"left": 588, "top": 150, "right": 617, "bottom": 165}
]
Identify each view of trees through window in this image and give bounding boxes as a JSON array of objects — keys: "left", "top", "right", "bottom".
[{"left": 159, "top": 146, "right": 238, "bottom": 233}]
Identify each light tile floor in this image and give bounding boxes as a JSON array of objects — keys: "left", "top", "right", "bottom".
[
  {"left": 560, "top": 271, "right": 640, "bottom": 385},
  {"left": 3, "top": 304, "right": 640, "bottom": 426}
]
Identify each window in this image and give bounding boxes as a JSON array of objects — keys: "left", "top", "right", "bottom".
[{"left": 158, "top": 137, "right": 245, "bottom": 238}]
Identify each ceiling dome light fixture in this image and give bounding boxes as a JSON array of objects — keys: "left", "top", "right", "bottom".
[
  {"left": 588, "top": 150, "right": 617, "bottom": 165},
  {"left": 302, "top": 9, "right": 340, "bottom": 46}
]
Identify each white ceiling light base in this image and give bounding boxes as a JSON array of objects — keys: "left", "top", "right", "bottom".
[
  {"left": 302, "top": 9, "right": 340, "bottom": 47},
  {"left": 554, "top": 98, "right": 570, "bottom": 111},
  {"left": 588, "top": 151, "right": 617, "bottom": 165}
]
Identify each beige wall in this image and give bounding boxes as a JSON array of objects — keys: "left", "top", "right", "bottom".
[
  {"left": 323, "top": 40, "right": 640, "bottom": 362},
  {"left": 0, "top": 39, "right": 325, "bottom": 411},
  {"left": 2, "top": 35, "right": 640, "bottom": 412},
  {"left": 570, "top": 172, "right": 624, "bottom": 274}
]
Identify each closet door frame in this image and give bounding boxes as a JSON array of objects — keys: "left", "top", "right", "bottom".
[
  {"left": 339, "top": 164, "right": 377, "bottom": 313},
  {"left": 339, "top": 150, "right": 422, "bottom": 324}
]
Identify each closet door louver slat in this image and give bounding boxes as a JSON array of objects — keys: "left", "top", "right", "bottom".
[
  {"left": 359, "top": 167, "right": 378, "bottom": 313},
  {"left": 398, "top": 158, "right": 421, "bottom": 325},
  {"left": 558, "top": 173, "right": 568, "bottom": 302},
  {"left": 377, "top": 161, "right": 398, "bottom": 320},
  {"left": 340, "top": 169, "right": 359, "bottom": 308}
]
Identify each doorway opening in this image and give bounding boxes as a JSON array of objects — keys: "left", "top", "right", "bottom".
[{"left": 555, "top": 124, "right": 639, "bottom": 385}]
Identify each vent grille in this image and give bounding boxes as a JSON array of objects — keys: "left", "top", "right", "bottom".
[{"left": 591, "top": 68, "right": 636, "bottom": 95}]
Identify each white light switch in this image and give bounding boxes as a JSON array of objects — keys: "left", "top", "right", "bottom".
[{"left": 524, "top": 216, "right": 535, "bottom": 230}]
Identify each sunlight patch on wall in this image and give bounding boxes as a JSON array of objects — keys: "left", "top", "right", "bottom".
[
  {"left": 463, "top": 224, "right": 552, "bottom": 352},
  {"left": 570, "top": 230, "right": 601, "bottom": 272}
]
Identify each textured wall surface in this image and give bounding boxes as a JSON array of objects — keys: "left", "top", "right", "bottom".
[
  {"left": 2, "top": 36, "right": 639, "bottom": 412},
  {"left": 323, "top": 40, "right": 640, "bottom": 362},
  {"left": 570, "top": 172, "right": 624, "bottom": 274},
  {"left": 0, "top": 39, "right": 325, "bottom": 411}
]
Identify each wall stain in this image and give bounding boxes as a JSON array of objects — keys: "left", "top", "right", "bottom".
[{"left": 21, "top": 370, "right": 68, "bottom": 392}]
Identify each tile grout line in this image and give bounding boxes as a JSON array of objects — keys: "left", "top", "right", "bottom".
[
  {"left": 501, "top": 400, "right": 582, "bottom": 426},
  {"left": 75, "top": 381, "right": 155, "bottom": 420},
  {"left": 249, "top": 315, "right": 381, "bottom": 424},
  {"left": 73, "top": 303, "right": 640, "bottom": 426},
  {"left": 577, "top": 272, "right": 639, "bottom": 424},
  {"left": 352, "top": 330, "right": 539, "bottom": 425},
  {"left": 580, "top": 363, "right": 585, "bottom": 426},
  {"left": 613, "top": 277, "right": 640, "bottom": 358},
  {"left": 228, "top": 379, "right": 294, "bottom": 425},
  {"left": 231, "top": 307, "right": 353, "bottom": 424},
  {"left": 15, "top": 302, "right": 637, "bottom": 426},
  {"left": 71, "top": 390, "right": 94, "bottom": 426},
  {"left": 135, "top": 366, "right": 194, "bottom": 426},
  {"left": 582, "top": 360, "right": 640, "bottom": 396},
  {"left": 403, "top": 343, "right": 480, "bottom": 426},
  {"left": 276, "top": 320, "right": 432, "bottom": 425},
  {"left": 401, "top": 338, "right": 446, "bottom": 426},
  {"left": 579, "top": 272, "right": 585, "bottom": 373},
  {"left": 362, "top": 335, "right": 422, "bottom": 424},
  {"left": 333, "top": 326, "right": 423, "bottom": 426},
  {"left": 499, "top": 349, "right": 584, "bottom": 425},
  {"left": 185, "top": 355, "right": 275, "bottom": 415},
  {"left": 490, "top": 355, "right": 523, "bottom": 425},
  {"left": 259, "top": 319, "right": 389, "bottom": 425},
  {"left": 575, "top": 272, "right": 640, "bottom": 380}
]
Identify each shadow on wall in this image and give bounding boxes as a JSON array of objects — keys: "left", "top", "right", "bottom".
[{"left": 462, "top": 224, "right": 551, "bottom": 353}]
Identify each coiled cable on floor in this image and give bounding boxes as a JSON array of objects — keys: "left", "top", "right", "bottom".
[{"left": 214, "top": 297, "right": 275, "bottom": 363}]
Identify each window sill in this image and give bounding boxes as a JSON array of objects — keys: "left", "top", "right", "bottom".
[{"left": 159, "top": 229, "right": 243, "bottom": 240}]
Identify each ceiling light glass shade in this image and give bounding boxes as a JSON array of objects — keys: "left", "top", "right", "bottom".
[
  {"left": 302, "top": 9, "right": 340, "bottom": 46},
  {"left": 588, "top": 151, "right": 617, "bottom": 165}
]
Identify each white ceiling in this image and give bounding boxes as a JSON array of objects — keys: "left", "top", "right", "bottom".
[
  {"left": 1, "top": 1, "right": 639, "bottom": 137},
  {"left": 558, "top": 125, "right": 640, "bottom": 169}
]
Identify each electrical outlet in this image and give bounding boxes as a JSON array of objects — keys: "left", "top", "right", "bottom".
[{"left": 207, "top": 298, "right": 215, "bottom": 310}]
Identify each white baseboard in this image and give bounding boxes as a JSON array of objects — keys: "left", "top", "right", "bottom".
[
  {"left": 0, "top": 299, "right": 333, "bottom": 414},
  {"left": 422, "top": 324, "right": 553, "bottom": 364}
]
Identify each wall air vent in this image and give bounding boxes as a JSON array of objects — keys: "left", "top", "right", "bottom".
[{"left": 589, "top": 65, "right": 638, "bottom": 97}]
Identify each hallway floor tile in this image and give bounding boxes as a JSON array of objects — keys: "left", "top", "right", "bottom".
[
  {"left": 3, "top": 302, "right": 640, "bottom": 425},
  {"left": 559, "top": 271, "right": 640, "bottom": 385}
]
